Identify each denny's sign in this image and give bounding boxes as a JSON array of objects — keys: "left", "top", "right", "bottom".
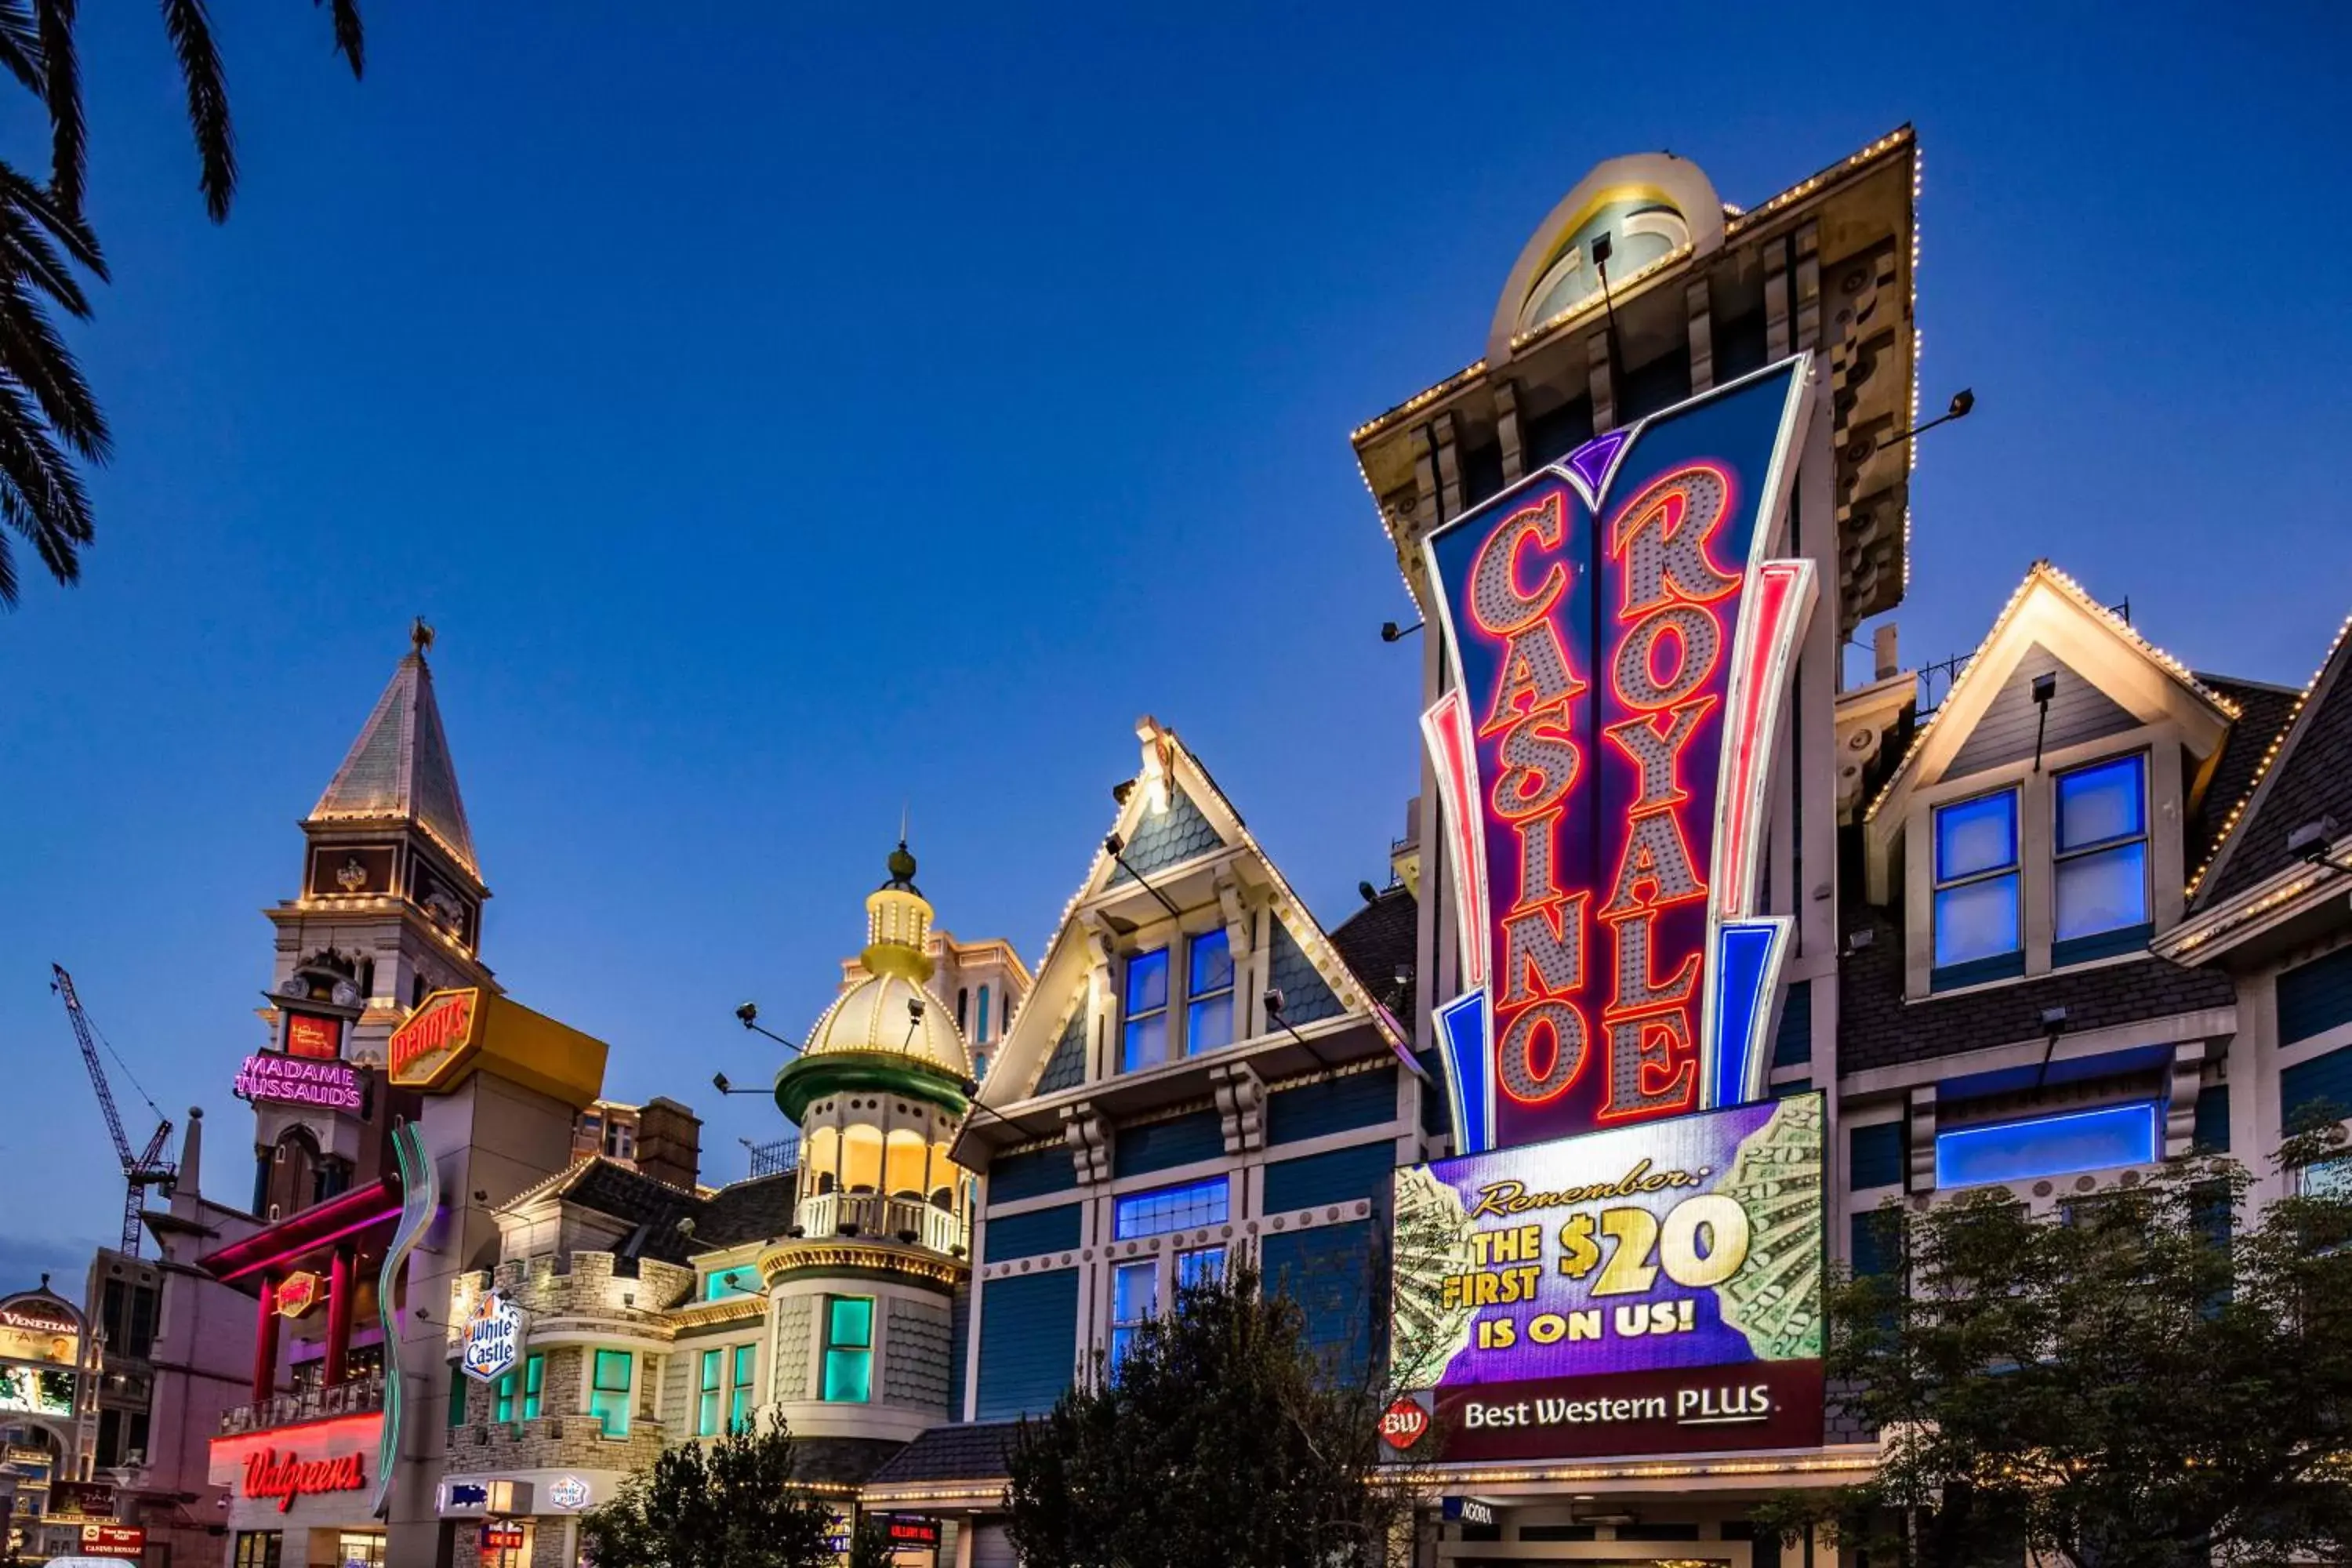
[
  {"left": 388, "top": 989, "right": 483, "bottom": 1088},
  {"left": 383, "top": 987, "right": 609, "bottom": 1109},
  {"left": 1420, "top": 358, "right": 1817, "bottom": 1154}
]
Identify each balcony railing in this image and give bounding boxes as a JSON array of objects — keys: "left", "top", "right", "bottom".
[
  {"left": 794, "top": 1192, "right": 964, "bottom": 1254},
  {"left": 218, "top": 1374, "right": 384, "bottom": 1436}
]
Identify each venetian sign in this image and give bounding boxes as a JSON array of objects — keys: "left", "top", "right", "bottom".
[
  {"left": 388, "top": 989, "right": 483, "bottom": 1088},
  {"left": 1387, "top": 1093, "right": 1824, "bottom": 1463},
  {"left": 459, "top": 1290, "right": 528, "bottom": 1385},
  {"left": 1420, "top": 356, "right": 1817, "bottom": 1152},
  {"left": 242, "top": 1447, "right": 365, "bottom": 1513},
  {"left": 235, "top": 1053, "right": 363, "bottom": 1113},
  {"left": 0, "top": 1294, "right": 81, "bottom": 1366}
]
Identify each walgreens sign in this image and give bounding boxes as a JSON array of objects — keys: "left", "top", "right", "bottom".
[
  {"left": 242, "top": 1447, "right": 365, "bottom": 1513},
  {"left": 1420, "top": 357, "right": 1817, "bottom": 1153}
]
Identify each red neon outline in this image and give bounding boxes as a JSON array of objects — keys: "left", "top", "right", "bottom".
[
  {"left": 208, "top": 1412, "right": 384, "bottom": 1465},
  {"left": 1596, "top": 806, "right": 1709, "bottom": 921},
  {"left": 1486, "top": 716, "right": 1583, "bottom": 822},
  {"left": 1424, "top": 695, "right": 1487, "bottom": 989},
  {"left": 1467, "top": 491, "right": 1568, "bottom": 637},
  {"left": 1600, "top": 697, "right": 1717, "bottom": 818},
  {"left": 1496, "top": 891, "right": 1591, "bottom": 1008},
  {"left": 1494, "top": 998, "right": 1588, "bottom": 1106},
  {"left": 1502, "top": 808, "right": 1566, "bottom": 916},
  {"left": 1716, "top": 562, "right": 1804, "bottom": 920},
  {"left": 1477, "top": 617, "right": 1589, "bottom": 739},
  {"left": 216, "top": 1207, "right": 404, "bottom": 1282},
  {"left": 1604, "top": 463, "right": 1741, "bottom": 617},
  {"left": 1594, "top": 1012, "right": 1699, "bottom": 1123},
  {"left": 1609, "top": 602, "right": 1728, "bottom": 713}
]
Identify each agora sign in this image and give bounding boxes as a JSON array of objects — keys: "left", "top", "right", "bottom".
[
  {"left": 243, "top": 1447, "right": 365, "bottom": 1512},
  {"left": 1421, "top": 357, "right": 1817, "bottom": 1152}
]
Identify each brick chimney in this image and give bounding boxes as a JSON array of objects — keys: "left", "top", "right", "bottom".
[{"left": 636, "top": 1097, "right": 703, "bottom": 1191}]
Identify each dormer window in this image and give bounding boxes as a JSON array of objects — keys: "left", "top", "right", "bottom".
[
  {"left": 1121, "top": 949, "right": 1171, "bottom": 1071},
  {"left": 1933, "top": 789, "right": 2024, "bottom": 987},
  {"left": 2053, "top": 753, "right": 2150, "bottom": 960},
  {"left": 1186, "top": 931, "right": 1235, "bottom": 1053}
]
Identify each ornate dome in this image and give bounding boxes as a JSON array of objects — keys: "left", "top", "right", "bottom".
[
  {"left": 789, "top": 839, "right": 974, "bottom": 1080},
  {"left": 803, "top": 970, "right": 970, "bottom": 1076}
]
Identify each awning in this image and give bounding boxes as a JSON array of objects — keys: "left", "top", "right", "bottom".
[{"left": 197, "top": 1174, "right": 405, "bottom": 1287}]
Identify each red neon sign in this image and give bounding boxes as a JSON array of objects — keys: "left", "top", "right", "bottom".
[
  {"left": 242, "top": 1446, "right": 365, "bottom": 1512},
  {"left": 1421, "top": 359, "right": 1816, "bottom": 1149},
  {"left": 388, "top": 989, "right": 478, "bottom": 1083}
]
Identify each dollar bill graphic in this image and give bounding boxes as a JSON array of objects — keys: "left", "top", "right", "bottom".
[
  {"left": 1389, "top": 1164, "right": 1478, "bottom": 1388},
  {"left": 1715, "top": 1096, "right": 1824, "bottom": 1362}
]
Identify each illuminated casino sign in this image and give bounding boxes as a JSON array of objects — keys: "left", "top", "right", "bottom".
[
  {"left": 235, "top": 1053, "right": 364, "bottom": 1113},
  {"left": 1420, "top": 357, "right": 1817, "bottom": 1152},
  {"left": 1387, "top": 1094, "right": 1824, "bottom": 1462},
  {"left": 387, "top": 989, "right": 482, "bottom": 1087}
]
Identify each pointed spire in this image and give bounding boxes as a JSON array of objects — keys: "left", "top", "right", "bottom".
[{"left": 310, "top": 624, "right": 482, "bottom": 880}]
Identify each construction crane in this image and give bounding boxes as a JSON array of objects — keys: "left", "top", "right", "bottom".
[{"left": 51, "top": 964, "right": 176, "bottom": 1257}]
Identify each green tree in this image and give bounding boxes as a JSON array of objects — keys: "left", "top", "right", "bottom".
[
  {"left": 1759, "top": 1122, "right": 2352, "bottom": 1568},
  {"left": 0, "top": 0, "right": 363, "bottom": 608},
  {"left": 577, "top": 1413, "right": 843, "bottom": 1568},
  {"left": 845, "top": 1513, "right": 895, "bottom": 1568},
  {"left": 1005, "top": 1259, "right": 1420, "bottom": 1568}
]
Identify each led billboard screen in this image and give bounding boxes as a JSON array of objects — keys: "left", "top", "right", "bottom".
[{"left": 1388, "top": 1094, "right": 1823, "bottom": 1461}]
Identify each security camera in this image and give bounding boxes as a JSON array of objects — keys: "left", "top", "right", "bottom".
[
  {"left": 736, "top": 1000, "right": 760, "bottom": 1027},
  {"left": 1263, "top": 986, "right": 1286, "bottom": 1018},
  {"left": 908, "top": 997, "right": 927, "bottom": 1022}
]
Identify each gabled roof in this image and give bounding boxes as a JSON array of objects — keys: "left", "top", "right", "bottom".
[
  {"left": 1330, "top": 884, "right": 1417, "bottom": 1027},
  {"left": 498, "top": 1159, "right": 802, "bottom": 1266},
  {"left": 1866, "top": 561, "right": 2238, "bottom": 833},
  {"left": 2187, "top": 675, "right": 2303, "bottom": 871},
  {"left": 310, "top": 647, "right": 481, "bottom": 881},
  {"left": 2192, "top": 612, "right": 2352, "bottom": 905},
  {"left": 980, "top": 717, "right": 1403, "bottom": 1105}
]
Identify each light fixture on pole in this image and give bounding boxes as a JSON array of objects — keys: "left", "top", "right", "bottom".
[
  {"left": 1103, "top": 833, "right": 1185, "bottom": 920},
  {"left": 734, "top": 1000, "right": 802, "bottom": 1055}
]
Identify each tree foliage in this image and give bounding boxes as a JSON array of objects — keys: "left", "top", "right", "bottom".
[
  {"left": 0, "top": 0, "right": 363, "bottom": 607},
  {"left": 1005, "top": 1259, "right": 1417, "bottom": 1568},
  {"left": 1760, "top": 1123, "right": 2352, "bottom": 1568},
  {"left": 577, "top": 1413, "right": 842, "bottom": 1568}
]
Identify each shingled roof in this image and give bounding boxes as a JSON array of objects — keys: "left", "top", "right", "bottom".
[
  {"left": 310, "top": 647, "right": 481, "bottom": 879},
  {"left": 1330, "top": 883, "right": 1417, "bottom": 1025},
  {"left": 501, "top": 1158, "right": 801, "bottom": 1267},
  {"left": 865, "top": 1421, "right": 1020, "bottom": 1486},
  {"left": 2196, "top": 619, "right": 2352, "bottom": 904},
  {"left": 2190, "top": 675, "right": 2303, "bottom": 869}
]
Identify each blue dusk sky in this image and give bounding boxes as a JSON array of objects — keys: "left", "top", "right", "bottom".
[{"left": 2, "top": 4, "right": 2347, "bottom": 1278}]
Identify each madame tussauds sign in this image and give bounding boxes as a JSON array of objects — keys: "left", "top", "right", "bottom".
[{"left": 243, "top": 1449, "right": 365, "bottom": 1512}]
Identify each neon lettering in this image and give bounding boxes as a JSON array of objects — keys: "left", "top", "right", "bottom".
[
  {"left": 1497, "top": 1000, "right": 1587, "bottom": 1105},
  {"left": 1468, "top": 492, "right": 1567, "bottom": 635},
  {"left": 241, "top": 1449, "right": 365, "bottom": 1513},
  {"left": 1608, "top": 464, "right": 1738, "bottom": 615},
  {"left": 1497, "top": 895, "right": 1589, "bottom": 1009}
]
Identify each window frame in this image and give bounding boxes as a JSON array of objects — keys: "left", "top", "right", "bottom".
[
  {"left": 2051, "top": 752, "right": 2151, "bottom": 962},
  {"left": 695, "top": 1347, "right": 722, "bottom": 1438},
  {"left": 1185, "top": 929, "right": 1236, "bottom": 1055},
  {"left": 589, "top": 1349, "right": 633, "bottom": 1439},
  {"left": 1112, "top": 1177, "right": 1230, "bottom": 1240},
  {"left": 820, "top": 1296, "right": 874, "bottom": 1404},
  {"left": 1930, "top": 786, "right": 2024, "bottom": 987},
  {"left": 1109, "top": 1258, "right": 1156, "bottom": 1370},
  {"left": 1121, "top": 948, "right": 1171, "bottom": 1072},
  {"left": 729, "top": 1342, "right": 756, "bottom": 1432}
]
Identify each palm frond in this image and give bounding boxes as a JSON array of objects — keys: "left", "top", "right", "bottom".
[
  {"left": 0, "top": 0, "right": 45, "bottom": 97},
  {"left": 0, "top": 159, "right": 107, "bottom": 287},
  {"left": 159, "top": 0, "right": 235, "bottom": 222},
  {"left": 0, "top": 366, "right": 94, "bottom": 605},
  {"left": 34, "top": 0, "right": 85, "bottom": 216},
  {"left": 316, "top": 0, "right": 361, "bottom": 79},
  {"left": 0, "top": 279, "right": 110, "bottom": 460}
]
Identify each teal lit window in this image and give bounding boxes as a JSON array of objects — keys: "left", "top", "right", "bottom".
[
  {"left": 695, "top": 1348, "right": 722, "bottom": 1437},
  {"left": 590, "top": 1350, "right": 633, "bottom": 1438},
  {"left": 1185, "top": 931, "right": 1235, "bottom": 1053},
  {"left": 702, "top": 1265, "right": 761, "bottom": 1301},
  {"left": 822, "top": 1298, "right": 873, "bottom": 1403},
  {"left": 494, "top": 1367, "right": 515, "bottom": 1423},
  {"left": 1933, "top": 790, "right": 2021, "bottom": 978},
  {"left": 730, "top": 1343, "right": 757, "bottom": 1431},
  {"left": 2055, "top": 755, "right": 2148, "bottom": 949},
  {"left": 445, "top": 1362, "right": 466, "bottom": 1428},
  {"left": 1113, "top": 1177, "right": 1229, "bottom": 1240},
  {"left": 521, "top": 1352, "right": 543, "bottom": 1421},
  {"left": 1122, "top": 949, "right": 1170, "bottom": 1071}
]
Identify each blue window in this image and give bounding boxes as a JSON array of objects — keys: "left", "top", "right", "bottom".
[
  {"left": 1113, "top": 1177, "right": 1229, "bottom": 1240},
  {"left": 1109, "top": 1259, "right": 1156, "bottom": 1369},
  {"left": 2054, "top": 755, "right": 2148, "bottom": 949},
  {"left": 1176, "top": 1245, "right": 1225, "bottom": 1295},
  {"left": 822, "top": 1297, "right": 873, "bottom": 1403},
  {"left": 1186, "top": 931, "right": 1236, "bottom": 1054},
  {"left": 1933, "top": 790, "right": 2022, "bottom": 978},
  {"left": 978, "top": 985, "right": 992, "bottom": 1044},
  {"left": 1122, "top": 949, "right": 1171, "bottom": 1071},
  {"left": 1934, "top": 1102, "right": 2160, "bottom": 1189}
]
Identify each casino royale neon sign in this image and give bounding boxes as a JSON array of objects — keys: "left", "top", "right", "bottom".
[{"left": 1421, "top": 357, "right": 1820, "bottom": 1153}]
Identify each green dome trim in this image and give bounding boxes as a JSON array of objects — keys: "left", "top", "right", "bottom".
[{"left": 774, "top": 1050, "right": 969, "bottom": 1123}]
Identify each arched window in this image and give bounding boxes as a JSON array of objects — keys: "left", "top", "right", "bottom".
[
  {"left": 956, "top": 988, "right": 969, "bottom": 1033},
  {"left": 977, "top": 985, "right": 991, "bottom": 1044}
]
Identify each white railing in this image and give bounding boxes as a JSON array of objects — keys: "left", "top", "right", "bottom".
[{"left": 794, "top": 1192, "right": 964, "bottom": 1253}]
